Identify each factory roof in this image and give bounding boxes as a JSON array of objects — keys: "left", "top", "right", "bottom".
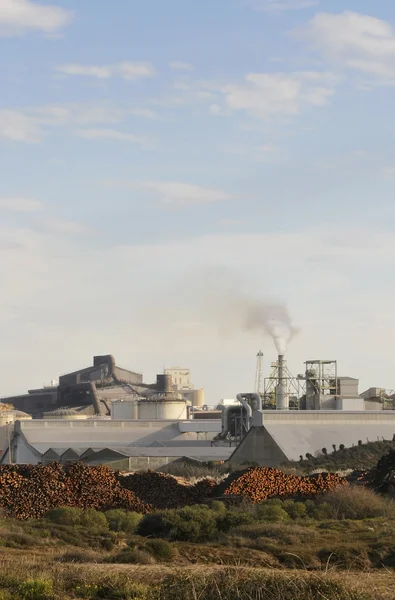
[{"left": 2, "top": 418, "right": 230, "bottom": 465}]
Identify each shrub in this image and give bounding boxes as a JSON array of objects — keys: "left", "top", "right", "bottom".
[
  {"left": 3, "top": 532, "right": 38, "bottom": 548},
  {"left": 17, "top": 579, "right": 54, "bottom": 600},
  {"left": 138, "top": 505, "right": 219, "bottom": 542},
  {"left": 145, "top": 539, "right": 175, "bottom": 562},
  {"left": 217, "top": 509, "right": 255, "bottom": 532},
  {"left": 44, "top": 507, "right": 82, "bottom": 526},
  {"left": 256, "top": 504, "right": 290, "bottom": 522},
  {"left": 282, "top": 500, "right": 307, "bottom": 519},
  {"left": 80, "top": 509, "right": 109, "bottom": 533},
  {"left": 105, "top": 509, "right": 142, "bottom": 533},
  {"left": 321, "top": 486, "right": 395, "bottom": 520}
]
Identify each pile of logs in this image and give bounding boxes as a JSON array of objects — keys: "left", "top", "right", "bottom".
[
  {"left": 120, "top": 471, "right": 216, "bottom": 510},
  {"left": 222, "top": 467, "right": 347, "bottom": 503},
  {"left": 0, "top": 463, "right": 150, "bottom": 519},
  {"left": 0, "top": 463, "right": 349, "bottom": 520}
]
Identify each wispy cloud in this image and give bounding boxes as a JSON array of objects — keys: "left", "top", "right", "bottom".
[
  {"left": 74, "top": 128, "right": 152, "bottom": 147},
  {"left": 169, "top": 61, "right": 195, "bottom": 71},
  {"left": 104, "top": 180, "right": 233, "bottom": 208},
  {"left": 0, "top": 197, "right": 42, "bottom": 212},
  {"left": 55, "top": 61, "right": 156, "bottom": 80},
  {"left": 295, "top": 12, "right": 395, "bottom": 83},
  {"left": 0, "top": 104, "right": 127, "bottom": 143},
  {"left": 0, "top": 0, "right": 73, "bottom": 37},
  {"left": 217, "top": 71, "right": 338, "bottom": 120},
  {"left": 0, "top": 110, "right": 42, "bottom": 143}
]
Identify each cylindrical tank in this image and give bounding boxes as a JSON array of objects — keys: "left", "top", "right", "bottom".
[
  {"left": 43, "top": 408, "right": 88, "bottom": 420},
  {"left": 192, "top": 388, "right": 205, "bottom": 408},
  {"left": 111, "top": 399, "right": 138, "bottom": 420},
  {"left": 138, "top": 398, "right": 188, "bottom": 420},
  {"left": 156, "top": 374, "right": 173, "bottom": 393}
]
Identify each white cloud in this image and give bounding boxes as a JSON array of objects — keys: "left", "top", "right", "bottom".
[
  {"left": 218, "top": 71, "right": 337, "bottom": 120},
  {"left": 169, "top": 61, "right": 195, "bottom": 71},
  {"left": 55, "top": 61, "right": 156, "bottom": 80},
  {"left": 37, "top": 218, "right": 93, "bottom": 235},
  {"left": 0, "top": 109, "right": 42, "bottom": 143},
  {"left": 0, "top": 0, "right": 72, "bottom": 36},
  {"left": 253, "top": 0, "right": 317, "bottom": 12},
  {"left": 0, "top": 197, "right": 42, "bottom": 212},
  {"left": 0, "top": 104, "right": 128, "bottom": 143},
  {"left": 105, "top": 180, "right": 233, "bottom": 208},
  {"left": 74, "top": 128, "right": 151, "bottom": 146},
  {"left": 297, "top": 12, "right": 395, "bottom": 81}
]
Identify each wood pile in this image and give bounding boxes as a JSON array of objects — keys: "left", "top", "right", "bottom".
[
  {"left": 119, "top": 471, "right": 216, "bottom": 510},
  {"left": 0, "top": 463, "right": 150, "bottom": 519},
  {"left": 222, "top": 467, "right": 347, "bottom": 503}
]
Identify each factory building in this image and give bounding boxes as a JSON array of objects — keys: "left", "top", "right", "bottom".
[
  {"left": 228, "top": 410, "right": 395, "bottom": 466},
  {"left": 164, "top": 366, "right": 205, "bottom": 408},
  {"left": 0, "top": 417, "right": 229, "bottom": 470}
]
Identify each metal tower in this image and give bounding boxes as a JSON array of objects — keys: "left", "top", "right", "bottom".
[
  {"left": 255, "top": 351, "right": 264, "bottom": 395},
  {"left": 264, "top": 357, "right": 304, "bottom": 409}
]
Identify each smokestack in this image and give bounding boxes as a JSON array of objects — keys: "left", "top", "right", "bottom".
[{"left": 276, "top": 354, "right": 288, "bottom": 410}]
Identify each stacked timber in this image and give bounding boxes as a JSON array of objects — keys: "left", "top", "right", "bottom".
[
  {"left": 222, "top": 467, "right": 347, "bottom": 503},
  {"left": 0, "top": 463, "right": 150, "bottom": 519},
  {"left": 120, "top": 471, "right": 215, "bottom": 509}
]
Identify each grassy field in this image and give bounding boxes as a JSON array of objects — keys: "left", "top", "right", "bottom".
[{"left": 0, "top": 486, "right": 394, "bottom": 599}]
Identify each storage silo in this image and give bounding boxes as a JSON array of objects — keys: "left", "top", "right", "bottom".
[
  {"left": 111, "top": 399, "right": 138, "bottom": 420},
  {"left": 192, "top": 388, "right": 205, "bottom": 408},
  {"left": 138, "top": 396, "right": 188, "bottom": 420}
]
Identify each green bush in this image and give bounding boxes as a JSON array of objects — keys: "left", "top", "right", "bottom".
[
  {"left": 138, "top": 505, "right": 219, "bottom": 542},
  {"left": 80, "top": 509, "right": 109, "bottom": 533},
  {"left": 256, "top": 504, "right": 290, "bottom": 522},
  {"left": 44, "top": 507, "right": 83, "bottom": 526},
  {"left": 217, "top": 509, "right": 255, "bottom": 532},
  {"left": 282, "top": 499, "right": 307, "bottom": 519},
  {"left": 17, "top": 579, "right": 53, "bottom": 600},
  {"left": 145, "top": 539, "right": 174, "bottom": 562},
  {"left": 105, "top": 509, "right": 142, "bottom": 533}
]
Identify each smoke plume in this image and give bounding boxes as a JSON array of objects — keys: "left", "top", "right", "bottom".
[{"left": 189, "top": 267, "right": 298, "bottom": 355}]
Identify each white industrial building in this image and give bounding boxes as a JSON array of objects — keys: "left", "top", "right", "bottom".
[
  {"left": 229, "top": 410, "right": 395, "bottom": 466},
  {"left": 0, "top": 417, "right": 229, "bottom": 470}
]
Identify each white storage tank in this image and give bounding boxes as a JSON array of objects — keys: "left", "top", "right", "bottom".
[
  {"left": 192, "top": 389, "right": 205, "bottom": 408},
  {"left": 111, "top": 399, "right": 138, "bottom": 420},
  {"left": 138, "top": 397, "right": 188, "bottom": 420}
]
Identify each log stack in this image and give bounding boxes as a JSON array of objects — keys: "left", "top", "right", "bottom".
[
  {"left": 0, "top": 463, "right": 150, "bottom": 519},
  {"left": 222, "top": 467, "right": 347, "bottom": 503}
]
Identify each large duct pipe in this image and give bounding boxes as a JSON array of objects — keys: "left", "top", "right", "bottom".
[
  {"left": 236, "top": 394, "right": 253, "bottom": 429},
  {"left": 276, "top": 355, "right": 288, "bottom": 410}
]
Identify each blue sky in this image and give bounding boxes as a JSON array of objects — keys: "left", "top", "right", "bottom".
[{"left": 2, "top": 0, "right": 395, "bottom": 400}]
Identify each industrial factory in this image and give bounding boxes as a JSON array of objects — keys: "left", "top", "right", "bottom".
[{"left": 0, "top": 351, "right": 394, "bottom": 469}]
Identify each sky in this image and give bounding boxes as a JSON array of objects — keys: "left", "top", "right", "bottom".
[{"left": 1, "top": 0, "right": 395, "bottom": 401}]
